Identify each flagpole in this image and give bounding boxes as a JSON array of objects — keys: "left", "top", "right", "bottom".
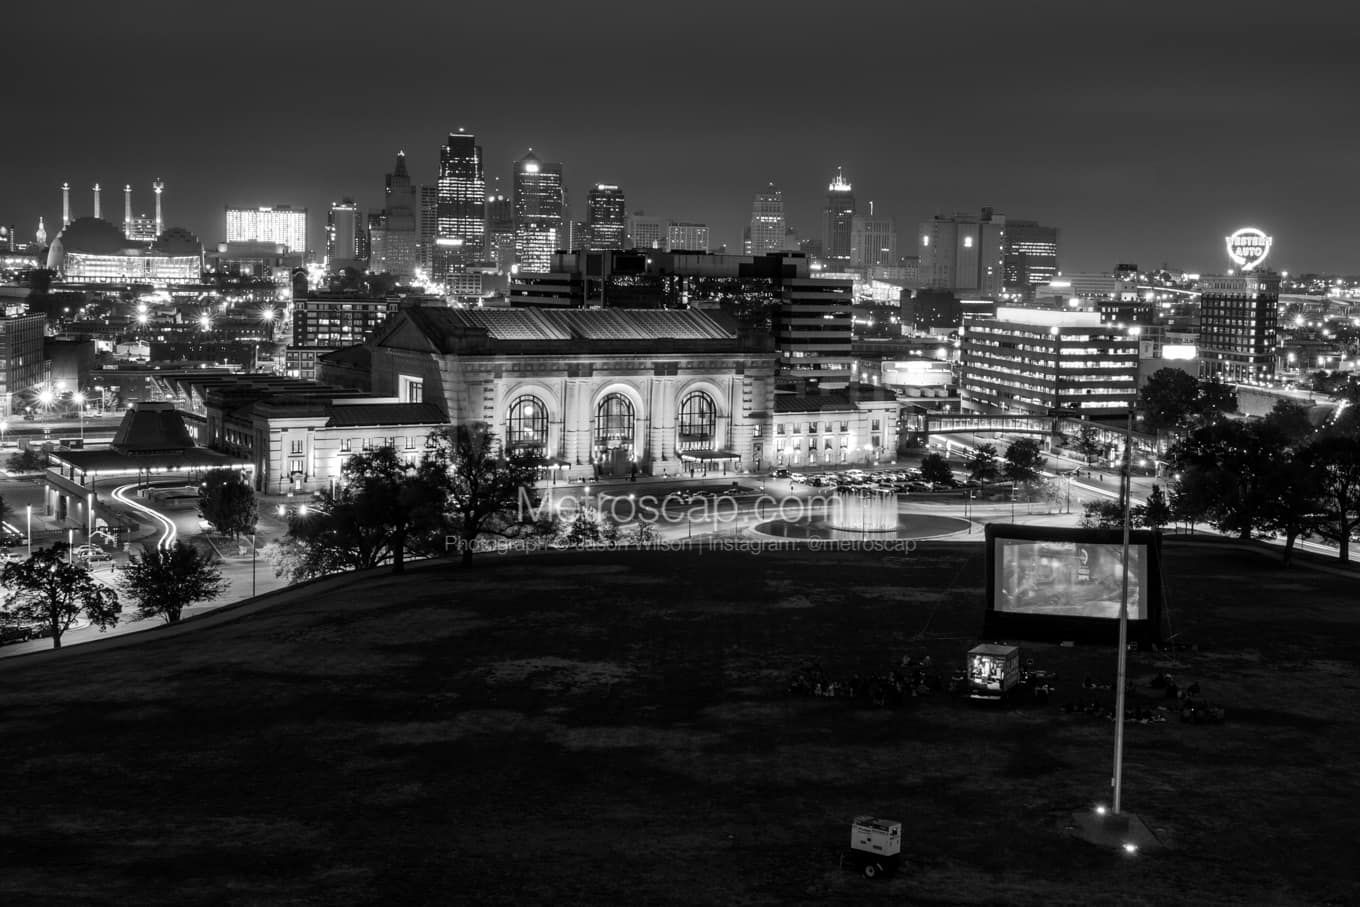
[{"left": 1113, "top": 408, "right": 1134, "bottom": 813}]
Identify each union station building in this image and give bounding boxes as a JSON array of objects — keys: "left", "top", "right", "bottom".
[{"left": 362, "top": 307, "right": 778, "bottom": 479}]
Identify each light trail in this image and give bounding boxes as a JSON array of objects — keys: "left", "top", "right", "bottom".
[{"left": 111, "top": 483, "right": 177, "bottom": 550}]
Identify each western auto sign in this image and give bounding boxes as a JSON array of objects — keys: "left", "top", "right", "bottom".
[{"left": 1225, "top": 227, "right": 1272, "bottom": 271}]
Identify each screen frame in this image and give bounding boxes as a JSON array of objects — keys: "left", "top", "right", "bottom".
[{"left": 983, "top": 524, "right": 1165, "bottom": 644}]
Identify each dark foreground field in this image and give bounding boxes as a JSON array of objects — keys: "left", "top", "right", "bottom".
[{"left": 1, "top": 541, "right": 1358, "bottom": 906}]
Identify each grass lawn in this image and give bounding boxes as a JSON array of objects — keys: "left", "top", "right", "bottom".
[{"left": 0, "top": 540, "right": 1357, "bottom": 906}]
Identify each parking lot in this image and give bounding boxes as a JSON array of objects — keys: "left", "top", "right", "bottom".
[{"left": 780, "top": 466, "right": 983, "bottom": 495}]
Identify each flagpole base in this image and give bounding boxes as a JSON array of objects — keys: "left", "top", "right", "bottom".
[{"left": 1068, "top": 809, "right": 1162, "bottom": 854}]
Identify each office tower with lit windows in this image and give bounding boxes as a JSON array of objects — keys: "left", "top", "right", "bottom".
[
  {"left": 512, "top": 151, "right": 564, "bottom": 273},
  {"left": 326, "top": 198, "right": 364, "bottom": 270},
  {"left": 1197, "top": 272, "right": 1280, "bottom": 383},
  {"left": 586, "top": 184, "right": 626, "bottom": 251},
  {"left": 287, "top": 294, "right": 401, "bottom": 380},
  {"left": 821, "top": 167, "right": 855, "bottom": 265},
  {"left": 918, "top": 207, "right": 1006, "bottom": 296},
  {"left": 627, "top": 213, "right": 665, "bottom": 251},
  {"left": 435, "top": 128, "right": 486, "bottom": 279},
  {"left": 485, "top": 185, "right": 516, "bottom": 272},
  {"left": 772, "top": 276, "right": 854, "bottom": 388},
  {"left": 368, "top": 151, "right": 418, "bottom": 278},
  {"left": 850, "top": 210, "right": 896, "bottom": 269},
  {"left": 0, "top": 312, "right": 47, "bottom": 414},
  {"left": 960, "top": 306, "right": 1139, "bottom": 414},
  {"left": 749, "top": 184, "right": 786, "bottom": 256},
  {"left": 416, "top": 184, "right": 438, "bottom": 275},
  {"left": 1002, "top": 219, "right": 1059, "bottom": 293},
  {"left": 666, "top": 221, "right": 709, "bottom": 252},
  {"left": 226, "top": 205, "right": 309, "bottom": 257}
]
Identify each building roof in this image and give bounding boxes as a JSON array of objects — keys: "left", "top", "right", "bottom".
[
  {"left": 110, "top": 402, "right": 196, "bottom": 454},
  {"left": 376, "top": 306, "right": 758, "bottom": 355},
  {"left": 317, "top": 345, "right": 371, "bottom": 368},
  {"left": 774, "top": 385, "right": 899, "bottom": 414},
  {"left": 326, "top": 403, "right": 446, "bottom": 428}
]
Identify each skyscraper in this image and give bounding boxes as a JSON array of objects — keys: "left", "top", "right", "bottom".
[
  {"left": 486, "top": 184, "right": 516, "bottom": 273},
  {"left": 918, "top": 208, "right": 1006, "bottom": 296},
  {"left": 1002, "top": 220, "right": 1059, "bottom": 293},
  {"left": 435, "top": 128, "right": 486, "bottom": 279},
  {"left": 368, "top": 151, "right": 418, "bottom": 278},
  {"left": 586, "top": 184, "right": 626, "bottom": 251},
  {"left": 416, "top": 184, "right": 438, "bottom": 275},
  {"left": 850, "top": 210, "right": 897, "bottom": 269},
  {"left": 512, "top": 150, "right": 564, "bottom": 273},
  {"left": 821, "top": 167, "right": 855, "bottom": 265},
  {"left": 666, "top": 222, "right": 709, "bottom": 252},
  {"left": 1198, "top": 273, "right": 1280, "bottom": 383},
  {"left": 627, "top": 213, "right": 665, "bottom": 250},
  {"left": 326, "top": 198, "right": 363, "bottom": 270},
  {"left": 749, "top": 184, "right": 786, "bottom": 256},
  {"left": 226, "top": 205, "right": 309, "bottom": 256}
]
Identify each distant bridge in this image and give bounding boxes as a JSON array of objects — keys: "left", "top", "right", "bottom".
[{"left": 918, "top": 413, "right": 1057, "bottom": 436}]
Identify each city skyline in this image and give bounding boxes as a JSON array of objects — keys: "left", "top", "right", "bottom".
[{"left": 3, "top": 1, "right": 1359, "bottom": 274}]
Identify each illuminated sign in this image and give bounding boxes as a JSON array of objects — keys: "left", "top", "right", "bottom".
[
  {"left": 1226, "top": 227, "right": 1272, "bottom": 271},
  {"left": 1162, "top": 344, "right": 1197, "bottom": 360}
]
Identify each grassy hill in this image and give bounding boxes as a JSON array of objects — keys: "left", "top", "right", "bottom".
[{"left": 0, "top": 541, "right": 1356, "bottom": 906}]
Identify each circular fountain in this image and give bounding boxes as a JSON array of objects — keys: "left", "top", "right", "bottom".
[{"left": 754, "top": 488, "right": 970, "bottom": 541}]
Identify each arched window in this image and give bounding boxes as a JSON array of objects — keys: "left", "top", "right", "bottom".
[
  {"left": 677, "top": 391, "right": 717, "bottom": 441},
  {"left": 506, "top": 395, "right": 548, "bottom": 450},
  {"left": 595, "top": 394, "right": 634, "bottom": 446}
]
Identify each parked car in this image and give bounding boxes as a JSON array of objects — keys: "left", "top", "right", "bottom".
[
  {"left": 772, "top": 468, "right": 790, "bottom": 479},
  {"left": 84, "top": 550, "right": 114, "bottom": 565},
  {"left": 0, "top": 550, "right": 24, "bottom": 565},
  {"left": 0, "top": 623, "right": 32, "bottom": 645}
]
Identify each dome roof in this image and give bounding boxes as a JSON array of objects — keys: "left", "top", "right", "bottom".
[
  {"left": 154, "top": 226, "right": 203, "bottom": 255},
  {"left": 53, "top": 217, "right": 131, "bottom": 255}
]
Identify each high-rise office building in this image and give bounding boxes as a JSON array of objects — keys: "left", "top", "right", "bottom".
[
  {"left": 850, "top": 211, "right": 896, "bottom": 269},
  {"left": 627, "top": 213, "right": 665, "bottom": 250},
  {"left": 226, "top": 205, "right": 309, "bottom": 257},
  {"left": 918, "top": 208, "right": 1006, "bottom": 297},
  {"left": 960, "top": 306, "right": 1139, "bottom": 414},
  {"left": 749, "top": 184, "right": 786, "bottom": 256},
  {"left": 586, "top": 184, "right": 626, "bottom": 251},
  {"left": 1197, "top": 273, "right": 1280, "bottom": 383},
  {"left": 416, "top": 184, "right": 438, "bottom": 276},
  {"left": 435, "top": 128, "right": 485, "bottom": 279},
  {"left": 326, "top": 198, "right": 363, "bottom": 270},
  {"left": 0, "top": 313, "right": 47, "bottom": 415},
  {"left": 512, "top": 150, "right": 564, "bottom": 273},
  {"left": 1002, "top": 220, "right": 1059, "bottom": 293},
  {"left": 485, "top": 186, "right": 516, "bottom": 273},
  {"left": 666, "top": 222, "right": 709, "bottom": 252},
  {"left": 368, "top": 151, "right": 418, "bottom": 278},
  {"left": 821, "top": 167, "right": 855, "bottom": 265},
  {"left": 773, "top": 277, "right": 854, "bottom": 388}
]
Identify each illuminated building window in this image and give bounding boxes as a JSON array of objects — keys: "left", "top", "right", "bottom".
[
  {"left": 506, "top": 395, "right": 549, "bottom": 452},
  {"left": 678, "top": 391, "right": 717, "bottom": 441},
  {"left": 595, "top": 394, "right": 634, "bottom": 448}
]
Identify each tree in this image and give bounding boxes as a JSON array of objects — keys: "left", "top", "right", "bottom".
[
  {"left": 119, "top": 541, "right": 228, "bottom": 623},
  {"left": 1003, "top": 438, "right": 1046, "bottom": 484},
  {"left": 7, "top": 448, "right": 46, "bottom": 473},
  {"left": 1138, "top": 368, "right": 1200, "bottom": 433},
  {"left": 967, "top": 443, "right": 1000, "bottom": 486},
  {"left": 1, "top": 546, "right": 120, "bottom": 649},
  {"left": 918, "top": 452, "right": 955, "bottom": 486},
  {"left": 1168, "top": 420, "right": 1288, "bottom": 540},
  {"left": 275, "top": 446, "right": 442, "bottom": 581},
  {"left": 1195, "top": 377, "right": 1239, "bottom": 420},
  {"left": 1169, "top": 469, "right": 1215, "bottom": 534},
  {"left": 1079, "top": 499, "right": 1125, "bottom": 529},
  {"left": 1260, "top": 456, "right": 1321, "bottom": 567},
  {"left": 1301, "top": 434, "right": 1360, "bottom": 563},
  {"left": 423, "top": 423, "right": 546, "bottom": 565},
  {"left": 198, "top": 469, "right": 258, "bottom": 539},
  {"left": 1263, "top": 399, "right": 1315, "bottom": 445},
  {"left": 564, "top": 511, "right": 603, "bottom": 548},
  {"left": 1075, "top": 424, "right": 1103, "bottom": 463},
  {"left": 1139, "top": 483, "right": 1172, "bottom": 531}
]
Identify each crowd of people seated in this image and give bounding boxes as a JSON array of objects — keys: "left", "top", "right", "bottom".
[{"left": 787, "top": 656, "right": 942, "bottom": 706}]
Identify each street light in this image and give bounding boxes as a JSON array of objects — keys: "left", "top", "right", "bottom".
[
  {"left": 0, "top": 419, "right": 7, "bottom": 446},
  {"left": 26, "top": 505, "right": 31, "bottom": 556},
  {"left": 87, "top": 492, "right": 94, "bottom": 540},
  {"left": 73, "top": 392, "right": 86, "bottom": 441}
]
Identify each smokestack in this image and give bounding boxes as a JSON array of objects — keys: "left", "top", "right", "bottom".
[
  {"left": 154, "top": 179, "right": 164, "bottom": 235},
  {"left": 62, "top": 182, "right": 71, "bottom": 226},
  {"left": 124, "top": 184, "right": 133, "bottom": 231},
  {"left": 93, "top": 183, "right": 102, "bottom": 220}
]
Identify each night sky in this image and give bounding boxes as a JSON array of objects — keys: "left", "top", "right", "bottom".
[{"left": 5, "top": 0, "right": 1358, "bottom": 275}]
